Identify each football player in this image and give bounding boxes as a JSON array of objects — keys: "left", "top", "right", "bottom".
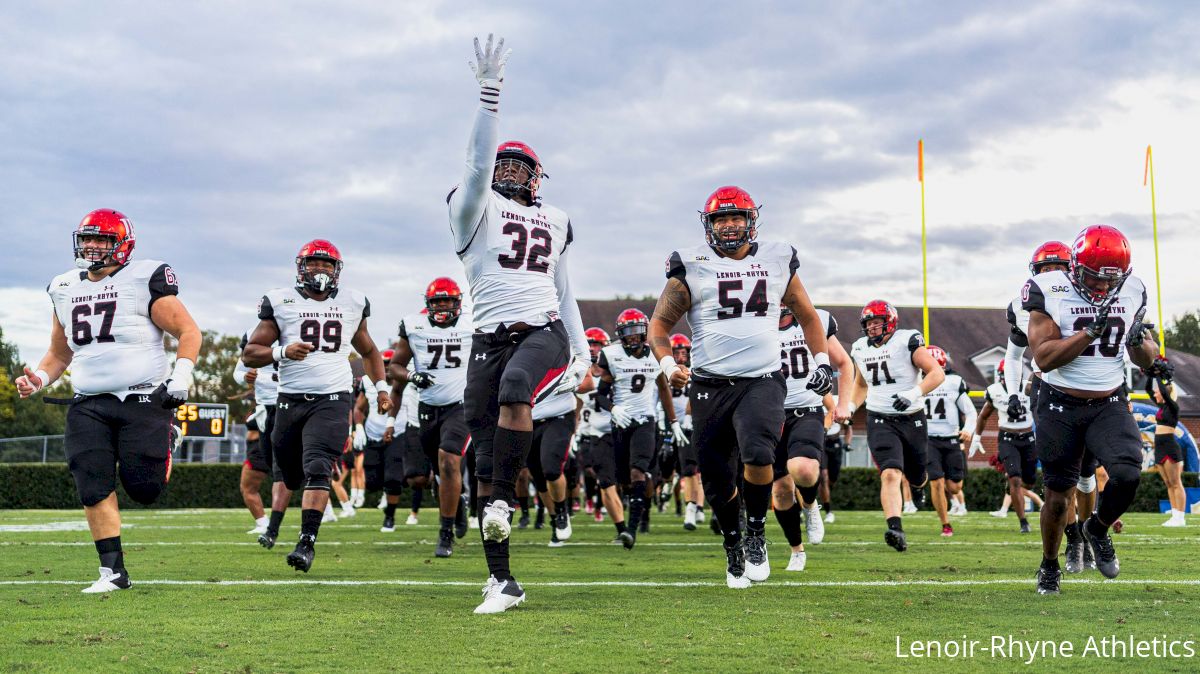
[
  {"left": 242, "top": 240, "right": 389, "bottom": 573},
  {"left": 668, "top": 334, "right": 707, "bottom": 531},
  {"left": 361, "top": 349, "right": 409, "bottom": 532},
  {"left": 920, "top": 345, "right": 976, "bottom": 537},
  {"left": 578, "top": 328, "right": 624, "bottom": 532},
  {"left": 772, "top": 304, "right": 854, "bottom": 570},
  {"left": 16, "top": 209, "right": 201, "bottom": 592},
  {"left": 233, "top": 329, "right": 292, "bottom": 537},
  {"left": 650, "top": 186, "right": 833, "bottom": 588},
  {"left": 971, "top": 359, "right": 1034, "bottom": 534},
  {"left": 841, "top": 300, "right": 945, "bottom": 552},
  {"left": 389, "top": 278, "right": 474, "bottom": 558},
  {"left": 389, "top": 381, "right": 429, "bottom": 527},
  {"left": 1023, "top": 225, "right": 1159, "bottom": 594},
  {"left": 595, "top": 309, "right": 685, "bottom": 549},
  {"left": 529, "top": 369, "right": 593, "bottom": 547},
  {"left": 448, "top": 35, "right": 591, "bottom": 614}
]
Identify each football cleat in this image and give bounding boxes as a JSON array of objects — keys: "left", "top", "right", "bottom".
[
  {"left": 455, "top": 496, "right": 470, "bottom": 539},
  {"left": 724, "top": 540, "right": 751, "bottom": 589},
  {"left": 286, "top": 534, "right": 316, "bottom": 573},
  {"left": 786, "top": 551, "right": 807, "bottom": 572},
  {"left": 548, "top": 527, "right": 563, "bottom": 548},
  {"left": 804, "top": 502, "right": 825, "bottom": 545},
  {"left": 258, "top": 531, "right": 277, "bottom": 549},
  {"left": 534, "top": 508, "right": 546, "bottom": 530},
  {"left": 989, "top": 510, "right": 1008, "bottom": 518},
  {"left": 435, "top": 529, "right": 454, "bottom": 558},
  {"left": 1082, "top": 540, "right": 1097, "bottom": 570},
  {"left": 1081, "top": 518, "right": 1119, "bottom": 579},
  {"left": 474, "top": 577, "right": 526, "bottom": 615},
  {"left": 902, "top": 502, "right": 918, "bottom": 514},
  {"left": 517, "top": 512, "right": 530, "bottom": 529},
  {"left": 82, "top": 567, "right": 131, "bottom": 594},
  {"left": 1063, "top": 534, "right": 1084, "bottom": 574},
  {"left": 405, "top": 513, "right": 420, "bottom": 525},
  {"left": 638, "top": 516, "right": 650, "bottom": 534},
  {"left": 744, "top": 532, "right": 769, "bottom": 582},
  {"left": 941, "top": 523, "right": 954, "bottom": 537},
  {"left": 1036, "top": 564, "right": 1062, "bottom": 595},
  {"left": 1020, "top": 520, "right": 1031, "bottom": 534},
  {"left": 824, "top": 511, "right": 835, "bottom": 524},
  {"left": 468, "top": 516, "right": 479, "bottom": 530},
  {"left": 554, "top": 509, "right": 572, "bottom": 541},
  {"left": 380, "top": 515, "right": 396, "bottom": 533},
  {"left": 481, "top": 500, "right": 515, "bottom": 543},
  {"left": 695, "top": 508, "right": 706, "bottom": 524},
  {"left": 710, "top": 515, "right": 722, "bottom": 535},
  {"left": 618, "top": 531, "right": 635, "bottom": 550},
  {"left": 884, "top": 528, "right": 907, "bottom": 552},
  {"left": 683, "top": 502, "right": 698, "bottom": 531},
  {"left": 376, "top": 494, "right": 388, "bottom": 509}
]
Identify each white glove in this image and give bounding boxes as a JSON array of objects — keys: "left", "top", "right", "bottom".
[
  {"left": 969, "top": 436, "right": 984, "bottom": 458},
  {"left": 553, "top": 357, "right": 591, "bottom": 396},
  {"left": 610, "top": 404, "right": 632, "bottom": 429},
  {"left": 160, "top": 358, "right": 194, "bottom": 409},
  {"left": 353, "top": 424, "right": 367, "bottom": 450},
  {"left": 681, "top": 415, "right": 693, "bottom": 432},
  {"left": 15, "top": 367, "right": 51, "bottom": 398},
  {"left": 470, "top": 34, "right": 511, "bottom": 90},
  {"left": 671, "top": 421, "right": 689, "bottom": 447},
  {"left": 252, "top": 404, "right": 269, "bottom": 432}
]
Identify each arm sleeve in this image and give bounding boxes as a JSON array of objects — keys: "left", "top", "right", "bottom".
[
  {"left": 233, "top": 359, "right": 251, "bottom": 385},
  {"left": 595, "top": 379, "right": 614, "bottom": 411},
  {"left": 956, "top": 386, "right": 977, "bottom": 433},
  {"left": 1004, "top": 339, "right": 1026, "bottom": 396},
  {"left": 554, "top": 247, "right": 590, "bottom": 361},
  {"left": 448, "top": 107, "right": 499, "bottom": 254}
]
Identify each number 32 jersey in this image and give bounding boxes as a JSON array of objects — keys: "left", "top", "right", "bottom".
[
  {"left": 47, "top": 259, "right": 177, "bottom": 399},
  {"left": 1022, "top": 270, "right": 1147, "bottom": 392},
  {"left": 849, "top": 329, "right": 926, "bottom": 415},
  {"left": 398, "top": 313, "right": 474, "bottom": 407},
  {"left": 667, "top": 241, "right": 799, "bottom": 378},
  {"left": 259, "top": 287, "right": 369, "bottom": 395}
]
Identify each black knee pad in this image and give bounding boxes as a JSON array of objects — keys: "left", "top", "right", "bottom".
[
  {"left": 497, "top": 367, "right": 535, "bottom": 406},
  {"left": 543, "top": 468, "right": 562, "bottom": 484},
  {"left": 1043, "top": 473, "right": 1079, "bottom": 493},
  {"left": 1104, "top": 461, "right": 1141, "bottom": 486},
  {"left": 681, "top": 465, "right": 698, "bottom": 478},
  {"left": 122, "top": 479, "right": 164, "bottom": 505},
  {"left": 76, "top": 484, "right": 113, "bottom": 507},
  {"left": 384, "top": 480, "right": 404, "bottom": 496},
  {"left": 598, "top": 478, "right": 615, "bottom": 489},
  {"left": 118, "top": 462, "right": 167, "bottom": 505},
  {"left": 304, "top": 475, "right": 331, "bottom": 491},
  {"left": 701, "top": 473, "right": 735, "bottom": 508}
]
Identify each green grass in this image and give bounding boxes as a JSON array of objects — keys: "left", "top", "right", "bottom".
[{"left": 1, "top": 506, "right": 1198, "bottom": 673}]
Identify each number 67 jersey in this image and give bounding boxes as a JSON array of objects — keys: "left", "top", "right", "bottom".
[
  {"left": 398, "top": 312, "right": 474, "bottom": 406},
  {"left": 259, "top": 287, "right": 370, "bottom": 395}
]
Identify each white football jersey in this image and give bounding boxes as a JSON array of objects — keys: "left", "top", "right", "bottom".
[
  {"left": 398, "top": 312, "right": 473, "bottom": 407},
  {"left": 48, "top": 259, "right": 176, "bottom": 399},
  {"left": 534, "top": 387, "right": 577, "bottom": 421},
  {"left": 985, "top": 382, "right": 1033, "bottom": 431},
  {"left": 667, "top": 241, "right": 798, "bottom": 378},
  {"left": 850, "top": 329, "right": 926, "bottom": 415},
  {"left": 238, "top": 330, "right": 279, "bottom": 406},
  {"left": 361, "top": 377, "right": 390, "bottom": 441},
  {"left": 577, "top": 388, "right": 612, "bottom": 437},
  {"left": 924, "top": 373, "right": 970, "bottom": 437},
  {"left": 260, "top": 287, "right": 369, "bottom": 395},
  {"left": 598, "top": 344, "right": 660, "bottom": 421},
  {"left": 1022, "top": 270, "right": 1147, "bottom": 392},
  {"left": 452, "top": 188, "right": 574, "bottom": 332},
  {"left": 780, "top": 309, "right": 837, "bottom": 409}
]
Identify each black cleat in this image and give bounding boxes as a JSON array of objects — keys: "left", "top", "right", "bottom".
[
  {"left": 639, "top": 518, "right": 650, "bottom": 534},
  {"left": 1063, "top": 527, "right": 1084, "bottom": 574},
  {"left": 618, "top": 531, "right": 635, "bottom": 550},
  {"left": 548, "top": 527, "right": 563, "bottom": 548},
  {"left": 1082, "top": 538, "right": 1097, "bottom": 571},
  {"left": 911, "top": 487, "right": 925, "bottom": 511},
  {"left": 286, "top": 534, "right": 316, "bottom": 572},
  {"left": 884, "top": 528, "right": 907, "bottom": 552},
  {"left": 518, "top": 512, "right": 530, "bottom": 529},
  {"left": 435, "top": 529, "right": 454, "bottom": 558},
  {"left": 1037, "top": 563, "right": 1062, "bottom": 595},
  {"left": 534, "top": 508, "right": 546, "bottom": 530},
  {"left": 455, "top": 496, "right": 469, "bottom": 539},
  {"left": 710, "top": 515, "right": 722, "bottom": 535},
  {"left": 381, "top": 515, "right": 395, "bottom": 533},
  {"left": 1020, "top": 520, "right": 1031, "bottom": 534},
  {"left": 1081, "top": 518, "right": 1118, "bottom": 578},
  {"left": 258, "top": 531, "right": 277, "bottom": 550}
]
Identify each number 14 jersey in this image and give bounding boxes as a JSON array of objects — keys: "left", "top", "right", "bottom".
[
  {"left": 259, "top": 287, "right": 369, "bottom": 395},
  {"left": 398, "top": 313, "right": 473, "bottom": 407}
]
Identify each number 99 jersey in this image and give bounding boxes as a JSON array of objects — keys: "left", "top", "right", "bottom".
[
  {"left": 666, "top": 241, "right": 799, "bottom": 378},
  {"left": 780, "top": 309, "right": 837, "bottom": 409},
  {"left": 1021, "top": 270, "right": 1147, "bottom": 392},
  {"left": 597, "top": 344, "right": 660, "bottom": 421},
  {"left": 259, "top": 287, "right": 369, "bottom": 395},
  {"left": 399, "top": 312, "right": 474, "bottom": 406}
]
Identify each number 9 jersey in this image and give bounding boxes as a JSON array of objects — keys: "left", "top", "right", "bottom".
[
  {"left": 1021, "top": 269, "right": 1147, "bottom": 392},
  {"left": 666, "top": 241, "right": 799, "bottom": 378},
  {"left": 259, "top": 287, "right": 369, "bottom": 395},
  {"left": 398, "top": 312, "right": 474, "bottom": 406}
]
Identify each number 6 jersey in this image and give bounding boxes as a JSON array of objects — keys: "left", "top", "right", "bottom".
[
  {"left": 398, "top": 312, "right": 474, "bottom": 406},
  {"left": 259, "top": 287, "right": 369, "bottom": 395},
  {"left": 780, "top": 309, "right": 837, "bottom": 409}
]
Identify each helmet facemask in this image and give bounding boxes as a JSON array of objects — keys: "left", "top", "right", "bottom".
[
  {"left": 703, "top": 211, "right": 757, "bottom": 252},
  {"left": 617, "top": 323, "right": 648, "bottom": 356},
  {"left": 73, "top": 231, "right": 122, "bottom": 271},
  {"left": 492, "top": 155, "right": 543, "bottom": 203},
  {"left": 1070, "top": 262, "right": 1128, "bottom": 306},
  {"left": 297, "top": 255, "right": 342, "bottom": 294},
  {"left": 426, "top": 296, "right": 462, "bottom": 325}
]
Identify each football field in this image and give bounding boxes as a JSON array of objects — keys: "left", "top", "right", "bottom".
[{"left": 1, "top": 507, "right": 1198, "bottom": 672}]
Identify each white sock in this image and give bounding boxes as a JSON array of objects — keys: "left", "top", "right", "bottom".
[
  {"left": 903, "top": 500, "right": 914, "bottom": 509},
  {"left": 1172, "top": 509, "right": 1185, "bottom": 519},
  {"left": 255, "top": 515, "right": 269, "bottom": 527}
]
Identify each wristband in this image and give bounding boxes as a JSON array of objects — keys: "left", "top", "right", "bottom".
[
  {"left": 34, "top": 369, "right": 53, "bottom": 390},
  {"left": 272, "top": 345, "right": 287, "bottom": 362},
  {"left": 373, "top": 379, "right": 391, "bottom": 396},
  {"left": 386, "top": 416, "right": 396, "bottom": 429},
  {"left": 813, "top": 352, "right": 830, "bottom": 368},
  {"left": 904, "top": 385, "right": 924, "bottom": 400},
  {"left": 170, "top": 358, "right": 195, "bottom": 384},
  {"left": 659, "top": 355, "right": 680, "bottom": 380},
  {"left": 846, "top": 401, "right": 857, "bottom": 415}
]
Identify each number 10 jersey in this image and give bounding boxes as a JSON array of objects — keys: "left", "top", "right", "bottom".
[
  {"left": 398, "top": 313, "right": 473, "bottom": 407},
  {"left": 259, "top": 287, "right": 369, "bottom": 395}
]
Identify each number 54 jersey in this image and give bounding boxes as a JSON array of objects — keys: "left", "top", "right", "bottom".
[
  {"left": 398, "top": 312, "right": 474, "bottom": 406},
  {"left": 259, "top": 287, "right": 369, "bottom": 395},
  {"left": 666, "top": 241, "right": 799, "bottom": 378}
]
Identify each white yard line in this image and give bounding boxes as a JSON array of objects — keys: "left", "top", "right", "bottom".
[{"left": 2, "top": 578, "right": 1199, "bottom": 588}]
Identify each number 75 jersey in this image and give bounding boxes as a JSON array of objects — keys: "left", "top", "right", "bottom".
[
  {"left": 259, "top": 287, "right": 369, "bottom": 395},
  {"left": 398, "top": 313, "right": 474, "bottom": 406}
]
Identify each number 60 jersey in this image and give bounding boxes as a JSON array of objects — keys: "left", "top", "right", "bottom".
[
  {"left": 259, "top": 287, "right": 370, "bottom": 395},
  {"left": 398, "top": 312, "right": 474, "bottom": 406}
]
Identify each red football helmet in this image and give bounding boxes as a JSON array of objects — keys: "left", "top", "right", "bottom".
[
  {"left": 1070, "top": 225, "right": 1131, "bottom": 305},
  {"left": 424, "top": 277, "right": 463, "bottom": 325},
  {"left": 927, "top": 345, "right": 948, "bottom": 368},
  {"left": 1029, "top": 240, "right": 1071, "bottom": 274},
  {"left": 670, "top": 333, "right": 691, "bottom": 366},
  {"left": 615, "top": 308, "right": 649, "bottom": 354},
  {"left": 585, "top": 327, "right": 610, "bottom": 363},
  {"left": 74, "top": 208, "right": 136, "bottom": 271},
  {"left": 295, "top": 239, "right": 343, "bottom": 293},
  {"left": 860, "top": 300, "right": 898, "bottom": 346},
  {"left": 996, "top": 359, "right": 1005, "bottom": 382},
  {"left": 382, "top": 348, "right": 396, "bottom": 362},
  {"left": 493, "top": 140, "right": 545, "bottom": 203},
  {"left": 700, "top": 186, "right": 759, "bottom": 251}
]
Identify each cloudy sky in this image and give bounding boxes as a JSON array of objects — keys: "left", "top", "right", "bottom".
[{"left": 3, "top": 1, "right": 1199, "bottom": 363}]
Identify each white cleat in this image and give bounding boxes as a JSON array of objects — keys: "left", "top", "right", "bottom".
[
  {"left": 82, "top": 567, "right": 130, "bottom": 594},
  {"left": 989, "top": 510, "right": 1009, "bottom": 518},
  {"left": 481, "top": 500, "right": 515, "bottom": 542},
  {"left": 727, "top": 572, "right": 752, "bottom": 589},
  {"left": 824, "top": 511, "right": 835, "bottom": 524},
  {"left": 695, "top": 509, "right": 706, "bottom": 524},
  {"left": 743, "top": 533, "right": 770, "bottom": 582},
  {"left": 805, "top": 502, "right": 825, "bottom": 545},
  {"left": 555, "top": 515, "right": 573, "bottom": 542},
  {"left": 683, "top": 502, "right": 697, "bottom": 531},
  {"left": 902, "top": 501, "right": 917, "bottom": 514},
  {"left": 786, "top": 551, "right": 807, "bottom": 572},
  {"left": 474, "top": 577, "right": 525, "bottom": 614},
  {"left": 376, "top": 495, "right": 388, "bottom": 510},
  {"left": 405, "top": 514, "right": 420, "bottom": 525}
]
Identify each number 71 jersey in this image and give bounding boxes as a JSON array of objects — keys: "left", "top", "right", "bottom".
[
  {"left": 398, "top": 313, "right": 474, "bottom": 406},
  {"left": 259, "top": 287, "right": 369, "bottom": 395}
]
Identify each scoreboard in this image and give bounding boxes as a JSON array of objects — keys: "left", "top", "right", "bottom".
[{"left": 173, "top": 402, "right": 229, "bottom": 439}]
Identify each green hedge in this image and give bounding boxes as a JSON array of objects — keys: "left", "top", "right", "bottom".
[{"left": 0, "top": 464, "right": 1193, "bottom": 511}]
